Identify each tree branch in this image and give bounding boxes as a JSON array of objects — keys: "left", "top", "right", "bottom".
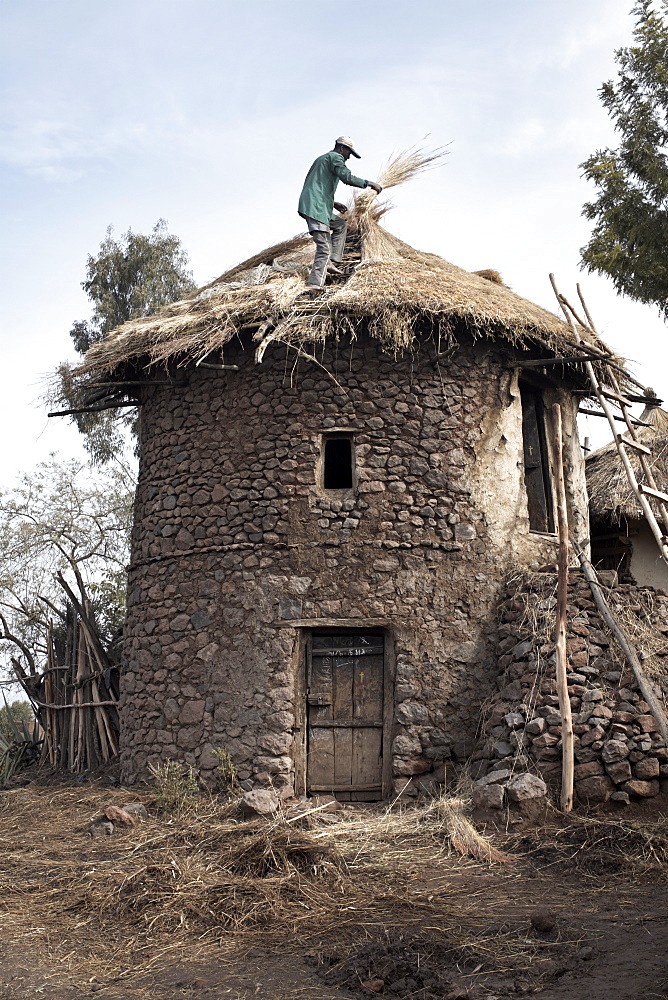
[{"left": 0, "top": 611, "right": 37, "bottom": 675}]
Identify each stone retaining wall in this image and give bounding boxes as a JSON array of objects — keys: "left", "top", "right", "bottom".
[{"left": 472, "top": 570, "right": 668, "bottom": 807}]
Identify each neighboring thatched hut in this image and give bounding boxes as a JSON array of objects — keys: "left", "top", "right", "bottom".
[
  {"left": 73, "top": 171, "right": 619, "bottom": 797},
  {"left": 587, "top": 395, "right": 668, "bottom": 589}
]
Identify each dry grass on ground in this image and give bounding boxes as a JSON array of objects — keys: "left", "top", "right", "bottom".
[{"left": 0, "top": 781, "right": 666, "bottom": 998}]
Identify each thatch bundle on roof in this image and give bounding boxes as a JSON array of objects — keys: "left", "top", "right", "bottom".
[
  {"left": 73, "top": 149, "right": 618, "bottom": 391},
  {"left": 587, "top": 402, "right": 668, "bottom": 524}
]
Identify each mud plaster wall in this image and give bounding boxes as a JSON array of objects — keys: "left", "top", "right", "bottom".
[
  {"left": 631, "top": 521, "right": 668, "bottom": 590},
  {"left": 120, "top": 333, "right": 588, "bottom": 794}
]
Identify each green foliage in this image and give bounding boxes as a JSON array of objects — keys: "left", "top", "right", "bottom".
[
  {"left": 0, "top": 700, "right": 34, "bottom": 737},
  {"left": 73, "top": 219, "right": 196, "bottom": 351},
  {"left": 0, "top": 457, "right": 133, "bottom": 678},
  {"left": 53, "top": 359, "right": 131, "bottom": 467},
  {"left": 580, "top": 1, "right": 668, "bottom": 317},
  {"left": 55, "top": 219, "right": 196, "bottom": 465},
  {"left": 148, "top": 759, "right": 200, "bottom": 815},
  {"left": 211, "top": 747, "right": 239, "bottom": 794}
]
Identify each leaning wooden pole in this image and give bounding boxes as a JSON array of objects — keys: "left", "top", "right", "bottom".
[
  {"left": 549, "top": 274, "right": 668, "bottom": 566},
  {"left": 571, "top": 538, "right": 668, "bottom": 747},
  {"left": 551, "top": 404, "right": 574, "bottom": 812}
]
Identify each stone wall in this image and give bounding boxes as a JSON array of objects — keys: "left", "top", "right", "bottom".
[
  {"left": 120, "top": 331, "right": 587, "bottom": 793},
  {"left": 472, "top": 570, "right": 668, "bottom": 807}
]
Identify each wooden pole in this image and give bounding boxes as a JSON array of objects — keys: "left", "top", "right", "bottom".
[
  {"left": 29, "top": 697, "right": 118, "bottom": 710},
  {"left": 572, "top": 539, "right": 668, "bottom": 746},
  {"left": 67, "top": 613, "right": 77, "bottom": 769},
  {"left": 74, "top": 627, "right": 86, "bottom": 771},
  {"left": 59, "top": 607, "right": 73, "bottom": 768},
  {"left": 56, "top": 575, "right": 114, "bottom": 670},
  {"left": 83, "top": 633, "right": 95, "bottom": 770},
  {"left": 551, "top": 403, "right": 574, "bottom": 812},
  {"left": 47, "top": 399, "right": 140, "bottom": 418},
  {"left": 45, "top": 625, "right": 56, "bottom": 766}
]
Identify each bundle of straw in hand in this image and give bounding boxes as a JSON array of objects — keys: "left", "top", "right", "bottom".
[{"left": 350, "top": 146, "right": 447, "bottom": 227}]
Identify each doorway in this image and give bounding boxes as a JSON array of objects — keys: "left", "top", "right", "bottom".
[{"left": 306, "top": 631, "right": 385, "bottom": 801}]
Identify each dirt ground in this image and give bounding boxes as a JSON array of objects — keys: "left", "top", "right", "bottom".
[{"left": 0, "top": 777, "right": 666, "bottom": 1000}]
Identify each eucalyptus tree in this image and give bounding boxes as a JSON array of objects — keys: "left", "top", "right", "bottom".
[{"left": 54, "top": 220, "right": 197, "bottom": 464}]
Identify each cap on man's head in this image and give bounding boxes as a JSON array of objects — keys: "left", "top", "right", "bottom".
[{"left": 335, "top": 135, "right": 361, "bottom": 158}]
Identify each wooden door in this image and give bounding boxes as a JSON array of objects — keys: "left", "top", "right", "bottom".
[
  {"left": 520, "top": 385, "right": 554, "bottom": 533},
  {"left": 307, "top": 632, "right": 384, "bottom": 801}
]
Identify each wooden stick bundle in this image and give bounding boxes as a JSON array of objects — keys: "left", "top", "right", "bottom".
[{"left": 12, "top": 576, "right": 120, "bottom": 773}]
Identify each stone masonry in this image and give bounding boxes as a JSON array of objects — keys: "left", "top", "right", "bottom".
[
  {"left": 120, "top": 331, "right": 588, "bottom": 794},
  {"left": 472, "top": 570, "right": 668, "bottom": 806}
]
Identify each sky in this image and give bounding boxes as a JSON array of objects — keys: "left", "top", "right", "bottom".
[{"left": 1, "top": 0, "right": 667, "bottom": 485}]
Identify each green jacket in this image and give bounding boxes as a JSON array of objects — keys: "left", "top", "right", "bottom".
[{"left": 298, "top": 150, "right": 368, "bottom": 225}]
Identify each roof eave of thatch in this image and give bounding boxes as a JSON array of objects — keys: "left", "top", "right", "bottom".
[
  {"left": 75, "top": 219, "right": 621, "bottom": 384},
  {"left": 586, "top": 405, "right": 668, "bottom": 522}
]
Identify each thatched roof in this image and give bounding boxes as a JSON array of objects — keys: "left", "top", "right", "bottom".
[
  {"left": 77, "top": 218, "right": 615, "bottom": 382},
  {"left": 586, "top": 403, "right": 668, "bottom": 523},
  {"left": 72, "top": 148, "right": 618, "bottom": 387}
]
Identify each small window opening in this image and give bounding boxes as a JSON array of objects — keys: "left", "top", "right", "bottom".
[
  {"left": 520, "top": 384, "right": 555, "bottom": 533},
  {"left": 323, "top": 436, "right": 354, "bottom": 490}
]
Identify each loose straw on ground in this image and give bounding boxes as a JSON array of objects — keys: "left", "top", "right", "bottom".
[{"left": 427, "top": 796, "right": 511, "bottom": 863}]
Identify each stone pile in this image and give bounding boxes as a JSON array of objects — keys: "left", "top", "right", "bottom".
[
  {"left": 472, "top": 570, "right": 668, "bottom": 806},
  {"left": 472, "top": 770, "right": 548, "bottom": 810}
]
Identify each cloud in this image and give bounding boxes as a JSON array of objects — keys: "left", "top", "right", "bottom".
[
  {"left": 1, "top": 118, "right": 123, "bottom": 179},
  {"left": 0, "top": 87, "right": 156, "bottom": 180}
]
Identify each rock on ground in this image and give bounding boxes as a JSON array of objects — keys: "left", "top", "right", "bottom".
[
  {"left": 530, "top": 908, "right": 557, "bottom": 933},
  {"left": 239, "top": 788, "right": 280, "bottom": 816},
  {"left": 89, "top": 819, "right": 114, "bottom": 838},
  {"left": 472, "top": 783, "right": 504, "bottom": 809},
  {"left": 103, "top": 805, "right": 136, "bottom": 827},
  {"left": 576, "top": 775, "right": 614, "bottom": 803},
  {"left": 122, "top": 802, "right": 148, "bottom": 820},
  {"left": 624, "top": 779, "right": 660, "bottom": 798},
  {"left": 505, "top": 773, "right": 547, "bottom": 802}
]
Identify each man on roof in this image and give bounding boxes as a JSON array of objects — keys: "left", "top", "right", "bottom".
[{"left": 298, "top": 136, "right": 382, "bottom": 290}]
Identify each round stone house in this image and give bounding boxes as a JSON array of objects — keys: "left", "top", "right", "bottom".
[{"left": 79, "top": 216, "right": 606, "bottom": 798}]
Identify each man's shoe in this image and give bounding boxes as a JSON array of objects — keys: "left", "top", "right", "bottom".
[
  {"left": 299, "top": 285, "right": 324, "bottom": 297},
  {"left": 326, "top": 261, "right": 344, "bottom": 275}
]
